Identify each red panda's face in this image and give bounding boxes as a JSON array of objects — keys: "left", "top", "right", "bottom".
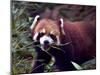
[{"left": 30, "top": 16, "right": 61, "bottom": 50}]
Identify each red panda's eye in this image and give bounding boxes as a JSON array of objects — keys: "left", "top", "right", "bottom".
[
  {"left": 36, "top": 32, "right": 45, "bottom": 40},
  {"left": 39, "top": 33, "right": 45, "bottom": 36},
  {"left": 49, "top": 34, "right": 57, "bottom": 41}
]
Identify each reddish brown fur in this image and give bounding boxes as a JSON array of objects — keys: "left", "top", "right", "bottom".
[
  {"left": 31, "top": 18, "right": 96, "bottom": 61},
  {"left": 32, "top": 19, "right": 60, "bottom": 36},
  {"left": 62, "top": 19, "right": 96, "bottom": 62}
]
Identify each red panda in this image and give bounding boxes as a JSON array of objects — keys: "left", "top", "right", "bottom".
[
  {"left": 30, "top": 6, "right": 96, "bottom": 72},
  {"left": 30, "top": 15, "right": 96, "bottom": 73}
]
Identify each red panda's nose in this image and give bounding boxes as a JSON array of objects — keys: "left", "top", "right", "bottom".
[{"left": 44, "top": 40, "right": 49, "bottom": 45}]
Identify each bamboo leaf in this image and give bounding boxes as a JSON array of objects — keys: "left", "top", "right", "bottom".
[{"left": 71, "top": 61, "right": 83, "bottom": 70}]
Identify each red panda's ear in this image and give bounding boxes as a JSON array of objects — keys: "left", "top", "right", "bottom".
[
  {"left": 30, "top": 15, "right": 40, "bottom": 30},
  {"left": 60, "top": 18, "right": 65, "bottom": 35}
]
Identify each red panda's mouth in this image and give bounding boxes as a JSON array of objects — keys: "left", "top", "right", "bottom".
[{"left": 42, "top": 44, "right": 50, "bottom": 50}]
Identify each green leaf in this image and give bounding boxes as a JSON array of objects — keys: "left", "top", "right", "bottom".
[{"left": 71, "top": 61, "right": 83, "bottom": 70}]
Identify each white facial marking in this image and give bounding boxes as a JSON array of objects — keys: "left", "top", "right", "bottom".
[
  {"left": 50, "top": 31, "right": 54, "bottom": 35},
  {"left": 40, "top": 28, "right": 46, "bottom": 33},
  {"left": 40, "top": 35, "right": 53, "bottom": 45},
  {"left": 30, "top": 15, "right": 40, "bottom": 30},
  {"left": 33, "top": 32, "right": 39, "bottom": 41}
]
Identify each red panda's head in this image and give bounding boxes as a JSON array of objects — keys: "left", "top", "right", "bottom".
[{"left": 30, "top": 15, "right": 65, "bottom": 50}]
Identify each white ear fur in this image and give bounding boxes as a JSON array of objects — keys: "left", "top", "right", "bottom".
[
  {"left": 60, "top": 18, "right": 65, "bottom": 35},
  {"left": 30, "top": 15, "right": 40, "bottom": 30},
  {"left": 33, "top": 32, "right": 39, "bottom": 41}
]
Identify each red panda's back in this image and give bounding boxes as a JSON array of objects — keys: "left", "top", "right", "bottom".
[{"left": 63, "top": 20, "right": 96, "bottom": 63}]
